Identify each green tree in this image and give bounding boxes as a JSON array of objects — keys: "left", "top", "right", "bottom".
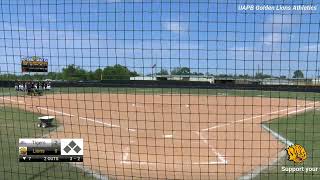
[
  {"left": 171, "top": 67, "right": 191, "bottom": 75},
  {"left": 31, "top": 56, "right": 41, "bottom": 61},
  {"left": 0, "top": 64, "right": 139, "bottom": 81},
  {"left": 216, "top": 74, "right": 233, "bottom": 78},
  {"left": 156, "top": 69, "right": 169, "bottom": 75},
  {"left": 102, "top": 64, "right": 135, "bottom": 80},
  {"left": 77, "top": 68, "right": 88, "bottom": 80},
  {"left": 293, "top": 70, "right": 304, "bottom": 78},
  {"left": 130, "top": 71, "right": 139, "bottom": 77},
  {"left": 61, "top": 64, "right": 88, "bottom": 80},
  {"left": 255, "top": 72, "right": 271, "bottom": 79},
  {"left": 46, "top": 72, "right": 60, "bottom": 80},
  {"left": 0, "top": 74, "right": 17, "bottom": 80},
  {"left": 93, "top": 68, "right": 103, "bottom": 80},
  {"left": 238, "top": 74, "right": 251, "bottom": 78},
  {"left": 62, "top": 64, "right": 77, "bottom": 80},
  {"left": 191, "top": 72, "right": 204, "bottom": 76}
]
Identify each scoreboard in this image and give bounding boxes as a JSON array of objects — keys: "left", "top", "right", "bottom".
[
  {"left": 19, "top": 138, "right": 83, "bottom": 162},
  {"left": 21, "top": 57, "right": 48, "bottom": 73}
]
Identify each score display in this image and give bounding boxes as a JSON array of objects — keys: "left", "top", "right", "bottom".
[
  {"left": 21, "top": 57, "right": 48, "bottom": 72},
  {"left": 19, "top": 138, "right": 83, "bottom": 162}
]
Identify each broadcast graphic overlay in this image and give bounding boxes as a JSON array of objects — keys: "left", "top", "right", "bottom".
[{"left": 18, "top": 139, "right": 83, "bottom": 162}]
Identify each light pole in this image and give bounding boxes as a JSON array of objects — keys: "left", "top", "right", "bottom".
[{"left": 152, "top": 64, "right": 156, "bottom": 80}]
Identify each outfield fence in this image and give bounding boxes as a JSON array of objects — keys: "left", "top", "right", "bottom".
[{"left": 3, "top": 80, "right": 320, "bottom": 93}]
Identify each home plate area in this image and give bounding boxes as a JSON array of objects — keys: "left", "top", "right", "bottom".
[
  {"left": 98, "top": 129, "right": 227, "bottom": 179},
  {"left": 118, "top": 131, "right": 226, "bottom": 166}
]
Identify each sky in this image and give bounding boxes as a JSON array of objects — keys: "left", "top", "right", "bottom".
[{"left": 0, "top": 0, "right": 319, "bottom": 78}]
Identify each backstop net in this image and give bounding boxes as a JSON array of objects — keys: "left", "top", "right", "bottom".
[{"left": 0, "top": 0, "right": 319, "bottom": 179}]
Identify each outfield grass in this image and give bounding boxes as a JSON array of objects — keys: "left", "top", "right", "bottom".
[
  {"left": 256, "top": 110, "right": 320, "bottom": 180},
  {"left": 2, "top": 86, "right": 320, "bottom": 101},
  {"left": 0, "top": 106, "right": 95, "bottom": 180},
  {"left": 0, "top": 88, "right": 20, "bottom": 96},
  {"left": 49, "top": 87, "right": 320, "bottom": 101}
]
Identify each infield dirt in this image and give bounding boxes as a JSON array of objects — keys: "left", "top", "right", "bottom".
[{"left": 1, "top": 94, "right": 317, "bottom": 179}]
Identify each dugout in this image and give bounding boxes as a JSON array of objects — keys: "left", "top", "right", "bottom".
[
  {"left": 214, "top": 79, "right": 236, "bottom": 85},
  {"left": 214, "top": 78, "right": 261, "bottom": 85}
]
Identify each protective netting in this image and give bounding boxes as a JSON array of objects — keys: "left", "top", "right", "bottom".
[{"left": 0, "top": 0, "right": 319, "bottom": 180}]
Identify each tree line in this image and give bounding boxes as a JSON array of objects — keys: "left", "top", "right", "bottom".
[
  {"left": 0, "top": 64, "right": 139, "bottom": 81},
  {"left": 156, "top": 67, "right": 305, "bottom": 79},
  {"left": 155, "top": 67, "right": 204, "bottom": 76},
  {"left": 0, "top": 64, "right": 305, "bottom": 81}
]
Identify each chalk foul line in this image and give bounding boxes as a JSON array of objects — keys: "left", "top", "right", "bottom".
[
  {"left": 202, "top": 102, "right": 319, "bottom": 131},
  {"left": 261, "top": 124, "right": 293, "bottom": 147},
  {"left": 120, "top": 131, "right": 227, "bottom": 165},
  {"left": 38, "top": 107, "right": 126, "bottom": 130},
  {"left": 3, "top": 96, "right": 315, "bottom": 168},
  {"left": 0, "top": 97, "right": 110, "bottom": 180},
  {"left": 239, "top": 124, "right": 294, "bottom": 180},
  {"left": 193, "top": 131, "right": 227, "bottom": 164},
  {"left": 0, "top": 97, "right": 124, "bottom": 130}
]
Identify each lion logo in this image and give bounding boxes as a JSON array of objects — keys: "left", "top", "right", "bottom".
[
  {"left": 286, "top": 144, "right": 307, "bottom": 163},
  {"left": 19, "top": 147, "right": 28, "bottom": 155}
]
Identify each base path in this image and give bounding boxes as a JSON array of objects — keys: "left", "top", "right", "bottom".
[{"left": 1, "top": 94, "right": 317, "bottom": 180}]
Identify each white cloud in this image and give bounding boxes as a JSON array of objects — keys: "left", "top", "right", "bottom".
[
  {"left": 162, "top": 22, "right": 188, "bottom": 33},
  {"left": 106, "top": 0, "right": 122, "bottom": 2},
  {"left": 262, "top": 14, "right": 297, "bottom": 46},
  {"left": 301, "top": 44, "right": 320, "bottom": 51},
  {"left": 266, "top": 14, "right": 296, "bottom": 28},
  {"left": 229, "top": 46, "right": 260, "bottom": 51},
  {"left": 105, "top": 0, "right": 143, "bottom": 3},
  {"left": 82, "top": 0, "right": 142, "bottom": 3},
  {"left": 263, "top": 33, "right": 282, "bottom": 45}
]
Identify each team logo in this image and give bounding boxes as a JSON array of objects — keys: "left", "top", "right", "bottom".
[
  {"left": 286, "top": 144, "right": 307, "bottom": 163},
  {"left": 19, "top": 147, "right": 27, "bottom": 155}
]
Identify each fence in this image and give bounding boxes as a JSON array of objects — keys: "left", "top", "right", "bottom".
[{"left": 0, "top": 1, "right": 319, "bottom": 180}]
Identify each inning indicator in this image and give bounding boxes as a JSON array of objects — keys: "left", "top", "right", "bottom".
[{"left": 19, "top": 138, "right": 83, "bottom": 162}]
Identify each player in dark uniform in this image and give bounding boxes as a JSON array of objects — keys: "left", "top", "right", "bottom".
[{"left": 26, "top": 82, "right": 32, "bottom": 95}]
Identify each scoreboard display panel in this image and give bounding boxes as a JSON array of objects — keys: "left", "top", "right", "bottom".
[
  {"left": 19, "top": 138, "right": 83, "bottom": 162},
  {"left": 21, "top": 57, "right": 48, "bottom": 72}
]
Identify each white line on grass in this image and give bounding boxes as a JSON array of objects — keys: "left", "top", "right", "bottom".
[
  {"left": 261, "top": 124, "right": 293, "bottom": 147},
  {"left": 239, "top": 124, "right": 294, "bottom": 180},
  {"left": 238, "top": 103, "right": 318, "bottom": 180},
  {"left": 0, "top": 97, "right": 123, "bottom": 129}
]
